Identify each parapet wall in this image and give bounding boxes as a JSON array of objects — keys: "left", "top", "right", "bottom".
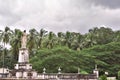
[{"left": 0, "top": 73, "right": 97, "bottom": 80}]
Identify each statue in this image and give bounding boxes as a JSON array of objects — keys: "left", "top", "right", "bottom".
[
  {"left": 18, "top": 30, "right": 29, "bottom": 63},
  {"left": 21, "top": 30, "right": 27, "bottom": 48}
]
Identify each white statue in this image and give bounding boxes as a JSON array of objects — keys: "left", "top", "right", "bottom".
[
  {"left": 21, "top": 30, "right": 27, "bottom": 48},
  {"left": 18, "top": 30, "right": 29, "bottom": 63}
]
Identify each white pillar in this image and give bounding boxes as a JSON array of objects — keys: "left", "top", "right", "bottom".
[
  {"left": 15, "top": 64, "right": 19, "bottom": 69},
  {"left": 93, "top": 65, "right": 99, "bottom": 78},
  {"left": 93, "top": 70, "right": 99, "bottom": 78},
  {"left": 32, "top": 71, "right": 37, "bottom": 78}
]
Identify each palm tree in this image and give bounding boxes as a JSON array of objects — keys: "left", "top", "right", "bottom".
[
  {"left": 0, "top": 26, "right": 12, "bottom": 74},
  {"left": 57, "top": 32, "right": 64, "bottom": 46},
  {"left": 64, "top": 31, "right": 72, "bottom": 48},
  {"left": 0, "top": 27, "right": 12, "bottom": 45},
  {"left": 0, "top": 45, "right": 4, "bottom": 67},
  {"left": 84, "top": 28, "right": 97, "bottom": 47},
  {"left": 45, "top": 31, "right": 56, "bottom": 49},
  {"left": 71, "top": 33, "right": 84, "bottom": 51},
  {"left": 36, "top": 29, "right": 47, "bottom": 49},
  {"left": 27, "top": 29, "right": 37, "bottom": 55},
  {"left": 113, "top": 30, "right": 120, "bottom": 42},
  {"left": 10, "top": 29, "right": 22, "bottom": 61}
]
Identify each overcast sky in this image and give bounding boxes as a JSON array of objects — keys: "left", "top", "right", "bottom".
[{"left": 0, "top": 0, "right": 120, "bottom": 34}]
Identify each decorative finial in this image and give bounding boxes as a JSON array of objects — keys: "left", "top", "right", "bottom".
[
  {"left": 95, "top": 64, "right": 97, "bottom": 70},
  {"left": 78, "top": 68, "right": 80, "bottom": 74},
  {"left": 58, "top": 67, "right": 61, "bottom": 74},
  {"left": 43, "top": 68, "right": 46, "bottom": 74},
  {"left": 105, "top": 71, "right": 108, "bottom": 75}
]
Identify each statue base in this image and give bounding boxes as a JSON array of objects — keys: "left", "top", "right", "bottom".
[
  {"left": 18, "top": 48, "right": 29, "bottom": 63},
  {"left": 11, "top": 47, "right": 37, "bottom": 78},
  {"left": 14, "top": 63, "right": 37, "bottom": 78}
]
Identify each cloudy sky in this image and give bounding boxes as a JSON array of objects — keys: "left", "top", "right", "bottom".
[{"left": 0, "top": 0, "right": 120, "bottom": 33}]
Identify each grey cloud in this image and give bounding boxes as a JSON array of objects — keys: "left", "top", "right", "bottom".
[
  {"left": 0, "top": 0, "right": 120, "bottom": 34},
  {"left": 90, "top": 0, "right": 120, "bottom": 9}
]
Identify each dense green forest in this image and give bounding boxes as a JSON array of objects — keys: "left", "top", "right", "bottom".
[{"left": 0, "top": 26, "right": 120, "bottom": 76}]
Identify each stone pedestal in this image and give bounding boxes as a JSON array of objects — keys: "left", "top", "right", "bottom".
[
  {"left": 93, "top": 65, "right": 99, "bottom": 78},
  {"left": 14, "top": 48, "right": 37, "bottom": 79},
  {"left": 93, "top": 70, "right": 99, "bottom": 78},
  {"left": 18, "top": 48, "right": 29, "bottom": 63}
]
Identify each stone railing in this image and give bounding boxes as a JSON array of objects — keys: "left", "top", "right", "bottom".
[
  {"left": 0, "top": 73, "right": 97, "bottom": 80},
  {"left": 37, "top": 73, "right": 97, "bottom": 80}
]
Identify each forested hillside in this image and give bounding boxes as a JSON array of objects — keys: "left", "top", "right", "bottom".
[{"left": 0, "top": 26, "right": 120, "bottom": 76}]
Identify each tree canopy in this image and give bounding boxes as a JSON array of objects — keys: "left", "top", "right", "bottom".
[{"left": 0, "top": 27, "right": 119, "bottom": 76}]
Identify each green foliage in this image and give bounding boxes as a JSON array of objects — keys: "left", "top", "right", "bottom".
[
  {"left": 100, "top": 75, "right": 107, "bottom": 80},
  {"left": 82, "top": 42, "right": 120, "bottom": 76},
  {"left": 80, "top": 70, "right": 88, "bottom": 74},
  {"left": 118, "top": 71, "right": 120, "bottom": 80},
  {"left": 30, "top": 42, "right": 120, "bottom": 76},
  {"left": 0, "top": 26, "right": 120, "bottom": 77},
  {"left": 30, "top": 47, "right": 95, "bottom": 73}
]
